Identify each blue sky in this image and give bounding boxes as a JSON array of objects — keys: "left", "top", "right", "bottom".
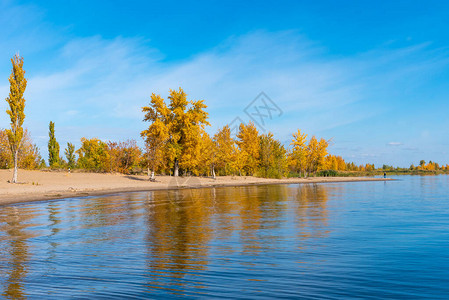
[{"left": 0, "top": 0, "right": 448, "bottom": 167}]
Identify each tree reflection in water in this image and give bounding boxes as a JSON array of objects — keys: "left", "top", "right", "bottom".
[
  {"left": 142, "top": 184, "right": 326, "bottom": 293},
  {"left": 0, "top": 206, "right": 39, "bottom": 299},
  {"left": 144, "top": 188, "right": 213, "bottom": 292},
  {"left": 293, "top": 183, "right": 332, "bottom": 243},
  {"left": 0, "top": 183, "right": 332, "bottom": 297}
]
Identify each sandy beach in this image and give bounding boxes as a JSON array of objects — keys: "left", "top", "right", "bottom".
[{"left": 0, "top": 169, "right": 392, "bottom": 206}]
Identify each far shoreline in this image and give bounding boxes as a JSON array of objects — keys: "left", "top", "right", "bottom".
[{"left": 0, "top": 169, "right": 393, "bottom": 207}]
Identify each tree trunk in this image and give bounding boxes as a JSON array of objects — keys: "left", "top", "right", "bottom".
[
  {"left": 12, "top": 150, "right": 18, "bottom": 183},
  {"left": 211, "top": 164, "right": 216, "bottom": 179},
  {"left": 150, "top": 170, "right": 155, "bottom": 181},
  {"left": 174, "top": 159, "right": 179, "bottom": 177}
]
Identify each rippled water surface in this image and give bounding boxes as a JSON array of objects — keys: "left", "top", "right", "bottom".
[{"left": 1, "top": 176, "right": 449, "bottom": 299}]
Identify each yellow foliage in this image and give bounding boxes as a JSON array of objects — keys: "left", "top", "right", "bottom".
[
  {"left": 258, "top": 133, "right": 288, "bottom": 178},
  {"left": 231, "top": 146, "right": 246, "bottom": 176},
  {"left": 288, "top": 129, "right": 308, "bottom": 177},
  {"left": 197, "top": 131, "right": 216, "bottom": 176},
  {"left": 76, "top": 138, "right": 110, "bottom": 172},
  {"left": 0, "top": 129, "right": 41, "bottom": 170},
  {"left": 213, "top": 125, "right": 235, "bottom": 175},
  {"left": 141, "top": 88, "right": 210, "bottom": 176},
  {"left": 236, "top": 122, "right": 259, "bottom": 175},
  {"left": 5, "top": 54, "right": 27, "bottom": 182},
  {"left": 107, "top": 140, "right": 141, "bottom": 174}
]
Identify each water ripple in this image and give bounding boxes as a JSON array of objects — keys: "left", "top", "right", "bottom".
[{"left": 0, "top": 176, "right": 449, "bottom": 298}]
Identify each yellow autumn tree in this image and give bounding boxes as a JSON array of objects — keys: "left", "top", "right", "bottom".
[
  {"left": 365, "top": 163, "right": 375, "bottom": 171},
  {"left": 5, "top": 54, "right": 27, "bottom": 183},
  {"left": 141, "top": 88, "right": 209, "bottom": 177},
  {"left": 0, "top": 130, "right": 10, "bottom": 168},
  {"left": 198, "top": 131, "right": 217, "bottom": 177},
  {"left": 76, "top": 138, "right": 110, "bottom": 172},
  {"left": 317, "top": 138, "right": 329, "bottom": 171},
  {"left": 180, "top": 121, "right": 204, "bottom": 175},
  {"left": 304, "top": 136, "right": 329, "bottom": 175},
  {"left": 107, "top": 140, "right": 141, "bottom": 174},
  {"left": 141, "top": 93, "right": 170, "bottom": 180},
  {"left": 0, "top": 129, "right": 41, "bottom": 170},
  {"left": 258, "top": 133, "right": 288, "bottom": 178},
  {"left": 171, "top": 88, "right": 209, "bottom": 175},
  {"left": 213, "top": 125, "right": 235, "bottom": 175},
  {"left": 336, "top": 156, "right": 346, "bottom": 170},
  {"left": 231, "top": 145, "right": 246, "bottom": 176},
  {"left": 288, "top": 129, "right": 308, "bottom": 177},
  {"left": 324, "top": 155, "right": 338, "bottom": 171},
  {"left": 236, "top": 122, "right": 259, "bottom": 175},
  {"left": 305, "top": 136, "right": 318, "bottom": 176},
  {"left": 323, "top": 155, "right": 349, "bottom": 171}
]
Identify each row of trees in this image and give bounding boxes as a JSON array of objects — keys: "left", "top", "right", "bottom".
[
  {"left": 0, "top": 82, "right": 343, "bottom": 179},
  {"left": 140, "top": 89, "right": 341, "bottom": 178},
  {"left": 24, "top": 117, "right": 358, "bottom": 179},
  {"left": 42, "top": 128, "right": 142, "bottom": 174},
  {"left": 4, "top": 55, "right": 446, "bottom": 182},
  {"left": 413, "top": 160, "right": 449, "bottom": 171},
  {"left": 7, "top": 121, "right": 447, "bottom": 177}
]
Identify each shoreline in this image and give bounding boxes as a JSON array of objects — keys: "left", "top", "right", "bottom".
[{"left": 0, "top": 169, "right": 393, "bottom": 206}]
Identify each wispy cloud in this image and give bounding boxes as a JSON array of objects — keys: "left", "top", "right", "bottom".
[
  {"left": 1, "top": 3, "right": 449, "bottom": 166},
  {"left": 387, "top": 142, "right": 404, "bottom": 146},
  {"left": 5, "top": 31, "right": 374, "bottom": 144}
]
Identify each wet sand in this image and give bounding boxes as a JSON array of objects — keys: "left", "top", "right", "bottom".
[{"left": 0, "top": 169, "right": 392, "bottom": 206}]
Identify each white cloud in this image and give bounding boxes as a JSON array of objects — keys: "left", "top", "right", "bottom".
[
  {"left": 65, "top": 110, "right": 79, "bottom": 116},
  {"left": 1, "top": 3, "right": 449, "bottom": 166},
  {"left": 2, "top": 30, "right": 447, "bottom": 163},
  {"left": 387, "top": 142, "right": 404, "bottom": 146},
  {"left": 12, "top": 31, "right": 374, "bottom": 141}
]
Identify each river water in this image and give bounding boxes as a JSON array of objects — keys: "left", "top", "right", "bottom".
[{"left": 0, "top": 176, "right": 448, "bottom": 299}]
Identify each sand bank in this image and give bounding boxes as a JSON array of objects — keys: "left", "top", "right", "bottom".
[{"left": 0, "top": 169, "right": 392, "bottom": 206}]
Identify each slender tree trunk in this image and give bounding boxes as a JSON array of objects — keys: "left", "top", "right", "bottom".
[
  {"left": 212, "top": 164, "right": 216, "bottom": 179},
  {"left": 12, "top": 150, "right": 18, "bottom": 183},
  {"left": 174, "top": 159, "right": 179, "bottom": 177},
  {"left": 151, "top": 170, "right": 155, "bottom": 181}
]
